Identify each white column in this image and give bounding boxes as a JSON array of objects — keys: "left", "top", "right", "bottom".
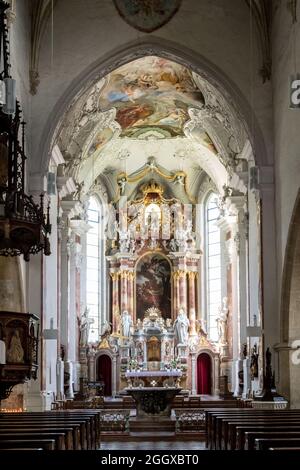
[
  {"left": 26, "top": 174, "right": 47, "bottom": 411},
  {"left": 191, "top": 353, "right": 197, "bottom": 395}
]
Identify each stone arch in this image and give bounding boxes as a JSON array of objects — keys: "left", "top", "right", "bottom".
[
  {"left": 38, "top": 37, "right": 267, "bottom": 175},
  {"left": 279, "top": 189, "right": 300, "bottom": 406}
]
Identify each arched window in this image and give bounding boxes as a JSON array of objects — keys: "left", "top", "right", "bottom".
[
  {"left": 205, "top": 193, "right": 222, "bottom": 342},
  {"left": 86, "top": 196, "right": 106, "bottom": 342}
]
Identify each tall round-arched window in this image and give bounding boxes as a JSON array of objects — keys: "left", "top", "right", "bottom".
[
  {"left": 86, "top": 196, "right": 106, "bottom": 342},
  {"left": 205, "top": 193, "right": 222, "bottom": 341}
]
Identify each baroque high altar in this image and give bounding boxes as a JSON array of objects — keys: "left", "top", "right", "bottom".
[{"left": 83, "top": 175, "right": 220, "bottom": 396}]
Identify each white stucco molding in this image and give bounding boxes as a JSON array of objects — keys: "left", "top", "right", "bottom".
[
  {"left": 56, "top": 176, "right": 76, "bottom": 199},
  {"left": 60, "top": 200, "right": 84, "bottom": 220},
  {"left": 50, "top": 144, "right": 65, "bottom": 168},
  {"left": 36, "top": 37, "right": 269, "bottom": 176}
]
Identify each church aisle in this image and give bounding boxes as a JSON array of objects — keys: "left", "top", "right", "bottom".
[{"left": 100, "top": 440, "right": 207, "bottom": 451}]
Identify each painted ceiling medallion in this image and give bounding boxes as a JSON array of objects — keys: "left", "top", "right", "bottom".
[{"left": 113, "top": 0, "right": 182, "bottom": 33}]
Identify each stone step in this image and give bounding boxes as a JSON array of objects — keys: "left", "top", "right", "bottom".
[{"left": 101, "top": 431, "right": 206, "bottom": 442}]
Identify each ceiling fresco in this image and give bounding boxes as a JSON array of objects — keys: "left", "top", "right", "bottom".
[{"left": 97, "top": 56, "right": 205, "bottom": 139}]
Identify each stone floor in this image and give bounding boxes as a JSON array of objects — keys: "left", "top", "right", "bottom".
[{"left": 100, "top": 440, "right": 207, "bottom": 450}]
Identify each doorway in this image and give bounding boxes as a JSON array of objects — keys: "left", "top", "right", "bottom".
[
  {"left": 197, "top": 353, "right": 212, "bottom": 394},
  {"left": 96, "top": 354, "right": 112, "bottom": 396}
]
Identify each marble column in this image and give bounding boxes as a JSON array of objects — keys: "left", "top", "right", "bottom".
[
  {"left": 120, "top": 271, "right": 128, "bottom": 313},
  {"left": 172, "top": 271, "right": 180, "bottom": 318},
  {"left": 178, "top": 270, "right": 187, "bottom": 310},
  {"left": 188, "top": 271, "right": 197, "bottom": 313},
  {"left": 127, "top": 272, "right": 134, "bottom": 318},
  {"left": 111, "top": 273, "right": 120, "bottom": 333},
  {"left": 88, "top": 350, "right": 96, "bottom": 382}
]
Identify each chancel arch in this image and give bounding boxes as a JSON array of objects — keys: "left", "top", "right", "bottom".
[{"left": 43, "top": 52, "right": 266, "bottom": 404}]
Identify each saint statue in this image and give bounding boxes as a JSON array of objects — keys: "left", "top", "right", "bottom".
[
  {"left": 7, "top": 330, "right": 24, "bottom": 363},
  {"left": 79, "top": 307, "right": 94, "bottom": 347},
  {"left": 174, "top": 308, "right": 190, "bottom": 345},
  {"left": 216, "top": 297, "right": 228, "bottom": 345},
  {"left": 105, "top": 203, "right": 117, "bottom": 240},
  {"left": 121, "top": 310, "right": 133, "bottom": 338}
]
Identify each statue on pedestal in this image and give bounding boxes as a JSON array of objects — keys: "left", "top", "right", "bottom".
[
  {"left": 79, "top": 307, "right": 94, "bottom": 347},
  {"left": 174, "top": 307, "right": 190, "bottom": 345},
  {"left": 216, "top": 297, "right": 228, "bottom": 345},
  {"left": 121, "top": 310, "right": 133, "bottom": 338}
]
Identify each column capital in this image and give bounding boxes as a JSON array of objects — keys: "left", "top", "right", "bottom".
[
  {"left": 187, "top": 271, "right": 198, "bottom": 280},
  {"left": 70, "top": 219, "right": 91, "bottom": 237},
  {"left": 61, "top": 199, "right": 84, "bottom": 220},
  {"left": 172, "top": 269, "right": 187, "bottom": 279},
  {"left": 110, "top": 272, "right": 120, "bottom": 281}
]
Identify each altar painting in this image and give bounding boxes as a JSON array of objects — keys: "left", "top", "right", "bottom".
[{"left": 136, "top": 254, "right": 171, "bottom": 320}]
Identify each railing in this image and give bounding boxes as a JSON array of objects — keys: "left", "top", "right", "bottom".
[
  {"left": 174, "top": 408, "right": 206, "bottom": 433},
  {"left": 99, "top": 409, "right": 130, "bottom": 433}
]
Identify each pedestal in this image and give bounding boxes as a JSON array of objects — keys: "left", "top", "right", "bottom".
[
  {"left": 242, "top": 358, "right": 251, "bottom": 399},
  {"left": 64, "top": 360, "right": 74, "bottom": 399},
  {"left": 124, "top": 387, "right": 180, "bottom": 417},
  {"left": 177, "top": 344, "right": 188, "bottom": 358},
  {"left": 56, "top": 358, "right": 64, "bottom": 400},
  {"left": 233, "top": 358, "right": 243, "bottom": 397}
]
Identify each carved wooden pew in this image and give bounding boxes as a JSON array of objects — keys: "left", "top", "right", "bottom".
[
  {"left": 255, "top": 437, "right": 300, "bottom": 451},
  {"left": 218, "top": 412, "right": 300, "bottom": 450},
  {"left": 0, "top": 415, "right": 87, "bottom": 450},
  {"left": 0, "top": 410, "right": 103, "bottom": 450},
  {"left": 205, "top": 409, "right": 300, "bottom": 450},
  {"left": 0, "top": 431, "right": 66, "bottom": 450},
  {"left": 0, "top": 439, "right": 56, "bottom": 450},
  {"left": 0, "top": 424, "right": 75, "bottom": 450},
  {"left": 236, "top": 424, "right": 300, "bottom": 450},
  {"left": 244, "top": 431, "right": 300, "bottom": 450}
]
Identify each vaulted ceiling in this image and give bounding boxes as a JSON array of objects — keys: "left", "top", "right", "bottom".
[{"left": 56, "top": 56, "right": 248, "bottom": 201}]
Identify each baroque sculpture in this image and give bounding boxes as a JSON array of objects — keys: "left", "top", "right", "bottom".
[
  {"left": 216, "top": 297, "right": 229, "bottom": 345},
  {"left": 174, "top": 308, "right": 190, "bottom": 345},
  {"left": 7, "top": 330, "right": 24, "bottom": 363},
  {"left": 121, "top": 310, "right": 133, "bottom": 338}
]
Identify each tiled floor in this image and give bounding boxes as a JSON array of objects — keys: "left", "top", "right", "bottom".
[{"left": 100, "top": 441, "right": 207, "bottom": 450}]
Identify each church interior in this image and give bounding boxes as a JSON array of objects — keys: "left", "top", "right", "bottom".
[{"left": 0, "top": 0, "right": 300, "bottom": 453}]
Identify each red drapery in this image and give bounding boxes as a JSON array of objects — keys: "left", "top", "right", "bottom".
[
  {"left": 97, "top": 355, "right": 112, "bottom": 396},
  {"left": 197, "top": 353, "right": 212, "bottom": 394}
]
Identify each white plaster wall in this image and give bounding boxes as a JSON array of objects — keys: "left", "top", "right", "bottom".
[
  {"left": 30, "top": 0, "right": 273, "bottom": 173},
  {"left": 272, "top": 4, "right": 300, "bottom": 280}
]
